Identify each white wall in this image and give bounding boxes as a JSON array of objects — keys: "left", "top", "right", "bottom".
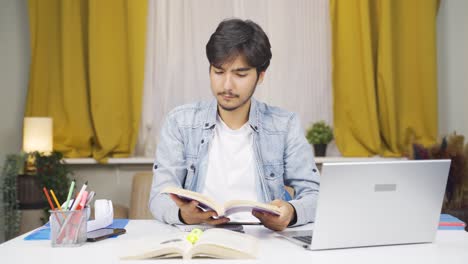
[
  {"left": 437, "top": 0, "right": 468, "bottom": 137},
  {"left": 0, "top": 0, "right": 29, "bottom": 166},
  {"left": 0, "top": 0, "right": 30, "bottom": 242},
  {"left": 68, "top": 164, "right": 152, "bottom": 209}
]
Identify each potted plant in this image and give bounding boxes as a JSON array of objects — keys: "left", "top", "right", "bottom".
[
  {"left": 31, "top": 151, "right": 72, "bottom": 222},
  {"left": 1, "top": 154, "right": 24, "bottom": 240},
  {"left": 306, "top": 121, "right": 333, "bottom": 157},
  {"left": 411, "top": 133, "right": 468, "bottom": 225},
  {"left": 2, "top": 151, "right": 72, "bottom": 238}
]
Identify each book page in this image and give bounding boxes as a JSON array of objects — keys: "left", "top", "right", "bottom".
[
  {"left": 223, "top": 200, "right": 281, "bottom": 216},
  {"left": 161, "top": 186, "right": 224, "bottom": 215},
  {"left": 120, "top": 234, "right": 191, "bottom": 260},
  {"left": 188, "top": 228, "right": 258, "bottom": 259}
]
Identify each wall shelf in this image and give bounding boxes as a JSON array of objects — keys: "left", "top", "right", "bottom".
[{"left": 64, "top": 157, "right": 154, "bottom": 165}]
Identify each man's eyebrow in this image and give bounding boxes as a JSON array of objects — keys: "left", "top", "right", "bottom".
[
  {"left": 212, "top": 66, "right": 253, "bottom": 72},
  {"left": 232, "top": 67, "right": 252, "bottom": 72}
]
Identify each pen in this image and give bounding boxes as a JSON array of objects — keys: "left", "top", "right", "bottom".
[
  {"left": 67, "top": 193, "right": 76, "bottom": 210},
  {"left": 70, "top": 181, "right": 88, "bottom": 211},
  {"left": 50, "top": 189, "right": 62, "bottom": 210},
  {"left": 50, "top": 189, "right": 68, "bottom": 222},
  {"left": 85, "top": 191, "right": 96, "bottom": 207},
  {"left": 64, "top": 180, "right": 75, "bottom": 210},
  {"left": 42, "top": 187, "right": 62, "bottom": 225},
  {"left": 42, "top": 187, "right": 56, "bottom": 211},
  {"left": 73, "top": 192, "right": 88, "bottom": 243},
  {"left": 56, "top": 181, "right": 88, "bottom": 243},
  {"left": 76, "top": 191, "right": 88, "bottom": 210}
]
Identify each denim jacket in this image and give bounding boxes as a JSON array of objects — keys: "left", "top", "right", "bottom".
[{"left": 149, "top": 98, "right": 320, "bottom": 226}]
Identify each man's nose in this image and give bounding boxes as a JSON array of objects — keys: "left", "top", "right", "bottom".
[{"left": 223, "top": 74, "right": 233, "bottom": 91}]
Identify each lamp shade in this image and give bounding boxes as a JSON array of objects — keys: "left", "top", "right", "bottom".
[{"left": 23, "top": 117, "right": 53, "bottom": 153}]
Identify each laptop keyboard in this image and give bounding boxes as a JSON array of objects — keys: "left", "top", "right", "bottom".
[{"left": 293, "top": 235, "right": 312, "bottom": 244}]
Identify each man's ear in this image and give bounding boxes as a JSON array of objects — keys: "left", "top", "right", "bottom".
[{"left": 257, "top": 71, "right": 266, "bottom": 85}]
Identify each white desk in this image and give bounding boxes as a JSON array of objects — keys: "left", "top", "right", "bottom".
[{"left": 1, "top": 220, "right": 468, "bottom": 264}]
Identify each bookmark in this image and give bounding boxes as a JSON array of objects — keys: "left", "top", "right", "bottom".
[{"left": 186, "top": 228, "right": 203, "bottom": 244}]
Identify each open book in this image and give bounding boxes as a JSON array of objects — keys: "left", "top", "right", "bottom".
[
  {"left": 161, "top": 186, "right": 281, "bottom": 217},
  {"left": 121, "top": 228, "right": 258, "bottom": 260}
]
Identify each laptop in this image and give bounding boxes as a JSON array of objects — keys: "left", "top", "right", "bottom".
[{"left": 278, "top": 160, "right": 451, "bottom": 250}]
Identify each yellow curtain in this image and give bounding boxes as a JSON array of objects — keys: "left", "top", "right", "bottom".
[
  {"left": 330, "top": 0, "right": 439, "bottom": 157},
  {"left": 26, "top": 0, "right": 147, "bottom": 162}
]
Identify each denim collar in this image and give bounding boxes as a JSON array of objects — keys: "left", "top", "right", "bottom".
[{"left": 204, "top": 97, "right": 260, "bottom": 133}]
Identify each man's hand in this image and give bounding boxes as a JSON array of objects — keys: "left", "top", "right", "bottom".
[
  {"left": 169, "top": 194, "right": 230, "bottom": 225},
  {"left": 252, "top": 199, "right": 296, "bottom": 231}
]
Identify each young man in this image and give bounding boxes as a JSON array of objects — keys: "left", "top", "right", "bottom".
[{"left": 149, "top": 19, "right": 320, "bottom": 231}]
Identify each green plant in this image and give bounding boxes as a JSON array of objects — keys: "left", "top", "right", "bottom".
[
  {"left": 0, "top": 151, "right": 72, "bottom": 239},
  {"left": 1, "top": 154, "right": 25, "bottom": 240},
  {"left": 411, "top": 133, "right": 467, "bottom": 211},
  {"left": 33, "top": 151, "right": 72, "bottom": 222},
  {"left": 306, "top": 121, "right": 333, "bottom": 145}
]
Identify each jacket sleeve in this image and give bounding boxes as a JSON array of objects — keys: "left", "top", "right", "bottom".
[
  {"left": 283, "top": 114, "right": 321, "bottom": 226},
  {"left": 148, "top": 114, "right": 186, "bottom": 224}
]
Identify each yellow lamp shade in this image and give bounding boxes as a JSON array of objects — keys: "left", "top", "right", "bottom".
[{"left": 23, "top": 117, "right": 53, "bottom": 153}]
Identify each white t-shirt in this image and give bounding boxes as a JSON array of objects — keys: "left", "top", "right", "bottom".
[{"left": 202, "top": 115, "right": 259, "bottom": 222}]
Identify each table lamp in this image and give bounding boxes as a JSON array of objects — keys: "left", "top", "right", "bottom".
[{"left": 23, "top": 117, "right": 53, "bottom": 174}]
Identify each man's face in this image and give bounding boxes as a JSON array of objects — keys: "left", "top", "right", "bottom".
[{"left": 210, "top": 55, "right": 265, "bottom": 112}]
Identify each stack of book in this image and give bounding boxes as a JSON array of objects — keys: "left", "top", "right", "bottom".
[{"left": 439, "top": 214, "right": 466, "bottom": 230}]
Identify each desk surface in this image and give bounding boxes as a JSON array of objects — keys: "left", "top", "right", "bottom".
[{"left": 1, "top": 220, "right": 468, "bottom": 264}]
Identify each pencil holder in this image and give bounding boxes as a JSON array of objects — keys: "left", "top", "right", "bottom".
[{"left": 49, "top": 209, "right": 87, "bottom": 247}]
